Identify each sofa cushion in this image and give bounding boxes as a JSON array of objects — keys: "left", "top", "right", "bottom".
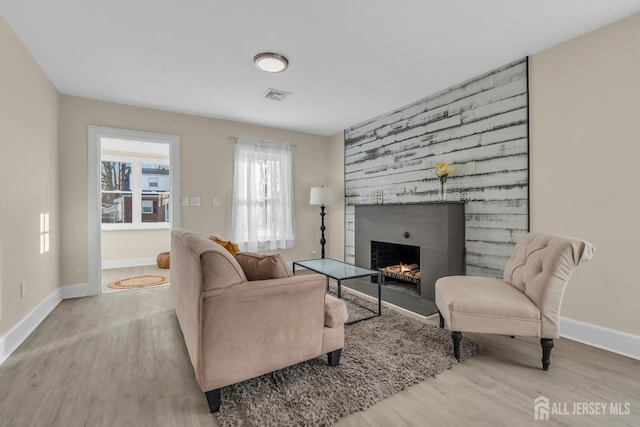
[
  {"left": 235, "top": 252, "right": 294, "bottom": 281},
  {"left": 324, "top": 294, "right": 348, "bottom": 327}
]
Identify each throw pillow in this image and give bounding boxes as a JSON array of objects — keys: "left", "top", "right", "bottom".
[
  {"left": 209, "top": 235, "right": 241, "bottom": 256},
  {"left": 235, "top": 252, "right": 294, "bottom": 281}
]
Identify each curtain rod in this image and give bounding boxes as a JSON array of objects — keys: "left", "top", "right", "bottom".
[{"left": 228, "top": 136, "right": 297, "bottom": 148}]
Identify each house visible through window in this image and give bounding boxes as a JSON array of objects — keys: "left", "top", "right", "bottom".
[
  {"left": 101, "top": 153, "right": 170, "bottom": 229},
  {"left": 231, "top": 137, "right": 296, "bottom": 251},
  {"left": 141, "top": 200, "right": 154, "bottom": 214}
]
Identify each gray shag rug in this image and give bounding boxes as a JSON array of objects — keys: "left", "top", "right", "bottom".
[{"left": 216, "top": 288, "right": 481, "bottom": 426}]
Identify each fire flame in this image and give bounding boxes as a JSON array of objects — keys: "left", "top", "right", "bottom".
[{"left": 400, "top": 262, "right": 410, "bottom": 273}]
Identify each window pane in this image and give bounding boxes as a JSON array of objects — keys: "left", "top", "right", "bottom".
[
  {"left": 141, "top": 193, "right": 170, "bottom": 222},
  {"left": 101, "top": 161, "right": 131, "bottom": 191},
  {"left": 141, "top": 163, "right": 170, "bottom": 192},
  {"left": 102, "top": 193, "right": 133, "bottom": 223}
]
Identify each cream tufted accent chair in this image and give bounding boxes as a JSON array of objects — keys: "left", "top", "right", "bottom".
[{"left": 435, "top": 233, "right": 595, "bottom": 370}]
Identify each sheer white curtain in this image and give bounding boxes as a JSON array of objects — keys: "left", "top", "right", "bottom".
[{"left": 231, "top": 137, "right": 296, "bottom": 251}]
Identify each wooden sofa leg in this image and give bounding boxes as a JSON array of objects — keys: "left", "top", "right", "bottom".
[
  {"left": 438, "top": 311, "right": 444, "bottom": 328},
  {"left": 205, "top": 388, "right": 221, "bottom": 413},
  {"left": 451, "top": 331, "right": 462, "bottom": 361},
  {"left": 541, "top": 338, "right": 554, "bottom": 371},
  {"left": 327, "top": 349, "right": 342, "bottom": 366}
]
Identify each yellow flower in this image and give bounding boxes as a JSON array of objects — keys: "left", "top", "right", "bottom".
[{"left": 434, "top": 162, "right": 454, "bottom": 178}]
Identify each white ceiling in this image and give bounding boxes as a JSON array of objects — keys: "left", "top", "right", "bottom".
[{"left": 2, "top": 1, "right": 640, "bottom": 136}]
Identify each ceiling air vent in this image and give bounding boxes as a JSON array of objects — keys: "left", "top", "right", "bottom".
[{"left": 263, "top": 88, "right": 291, "bottom": 101}]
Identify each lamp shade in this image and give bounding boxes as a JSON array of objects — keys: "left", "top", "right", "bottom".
[{"left": 309, "top": 186, "right": 336, "bottom": 206}]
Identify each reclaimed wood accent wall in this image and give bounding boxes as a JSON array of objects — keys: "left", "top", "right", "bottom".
[{"left": 344, "top": 58, "right": 529, "bottom": 277}]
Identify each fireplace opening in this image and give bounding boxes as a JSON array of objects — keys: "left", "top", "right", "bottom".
[{"left": 371, "top": 241, "right": 420, "bottom": 296}]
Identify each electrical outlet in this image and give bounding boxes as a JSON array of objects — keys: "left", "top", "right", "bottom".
[
  {"left": 182, "top": 197, "right": 189, "bottom": 207},
  {"left": 212, "top": 198, "right": 220, "bottom": 207},
  {"left": 20, "top": 281, "right": 26, "bottom": 299},
  {"left": 371, "top": 190, "right": 383, "bottom": 204},
  {"left": 311, "top": 245, "right": 317, "bottom": 255},
  {"left": 190, "top": 197, "right": 201, "bottom": 207}
]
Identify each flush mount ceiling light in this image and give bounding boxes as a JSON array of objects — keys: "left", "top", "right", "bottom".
[{"left": 253, "top": 52, "right": 289, "bottom": 73}]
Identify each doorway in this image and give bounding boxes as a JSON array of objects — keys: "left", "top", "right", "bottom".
[{"left": 88, "top": 127, "right": 180, "bottom": 295}]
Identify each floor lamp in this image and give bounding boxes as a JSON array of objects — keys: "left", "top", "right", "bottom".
[{"left": 309, "top": 186, "right": 336, "bottom": 258}]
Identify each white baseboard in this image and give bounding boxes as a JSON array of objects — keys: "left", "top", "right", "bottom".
[
  {"left": 0, "top": 283, "right": 93, "bottom": 366},
  {"left": 0, "top": 287, "right": 63, "bottom": 366},
  {"left": 102, "top": 257, "right": 156, "bottom": 269},
  {"left": 61, "top": 283, "right": 92, "bottom": 299},
  {"left": 560, "top": 317, "right": 640, "bottom": 360},
  {"left": 2, "top": 287, "right": 637, "bottom": 367}
]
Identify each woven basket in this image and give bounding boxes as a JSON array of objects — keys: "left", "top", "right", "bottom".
[{"left": 157, "top": 251, "right": 170, "bottom": 269}]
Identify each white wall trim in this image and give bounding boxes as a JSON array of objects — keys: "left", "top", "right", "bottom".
[
  {"left": 60, "top": 283, "right": 92, "bottom": 299},
  {"left": 560, "top": 316, "right": 640, "bottom": 360},
  {"left": 2, "top": 288, "right": 637, "bottom": 366},
  {"left": 102, "top": 257, "right": 157, "bottom": 269},
  {"left": 0, "top": 284, "right": 92, "bottom": 366},
  {"left": 88, "top": 126, "right": 101, "bottom": 296},
  {"left": 88, "top": 126, "right": 180, "bottom": 296},
  {"left": 0, "top": 288, "right": 62, "bottom": 366}
]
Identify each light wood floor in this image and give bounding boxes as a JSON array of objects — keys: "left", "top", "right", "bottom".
[{"left": 0, "top": 286, "right": 638, "bottom": 427}]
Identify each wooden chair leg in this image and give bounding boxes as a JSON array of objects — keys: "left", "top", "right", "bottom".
[
  {"left": 438, "top": 311, "right": 445, "bottom": 328},
  {"left": 328, "top": 348, "right": 342, "bottom": 366},
  {"left": 541, "top": 338, "right": 554, "bottom": 371},
  {"left": 451, "top": 331, "right": 462, "bottom": 361},
  {"left": 205, "top": 388, "right": 221, "bottom": 413}
]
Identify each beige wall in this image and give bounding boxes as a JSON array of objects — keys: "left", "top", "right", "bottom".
[
  {"left": 0, "top": 18, "right": 60, "bottom": 335},
  {"left": 101, "top": 230, "right": 169, "bottom": 262},
  {"left": 530, "top": 12, "right": 640, "bottom": 335},
  {"left": 59, "top": 96, "right": 334, "bottom": 286}
]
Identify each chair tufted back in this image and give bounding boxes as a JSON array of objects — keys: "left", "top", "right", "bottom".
[{"left": 503, "top": 233, "right": 595, "bottom": 338}]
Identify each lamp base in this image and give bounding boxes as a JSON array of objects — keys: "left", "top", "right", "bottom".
[{"left": 320, "top": 205, "right": 326, "bottom": 258}]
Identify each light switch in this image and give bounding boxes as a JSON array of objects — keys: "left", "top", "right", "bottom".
[
  {"left": 182, "top": 197, "right": 189, "bottom": 207},
  {"left": 212, "top": 198, "right": 220, "bottom": 207},
  {"left": 190, "top": 196, "right": 201, "bottom": 207}
]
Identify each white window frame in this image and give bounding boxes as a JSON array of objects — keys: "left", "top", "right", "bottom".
[{"left": 100, "top": 154, "right": 171, "bottom": 231}]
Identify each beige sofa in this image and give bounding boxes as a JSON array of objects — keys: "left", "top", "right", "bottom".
[{"left": 170, "top": 229, "right": 348, "bottom": 412}]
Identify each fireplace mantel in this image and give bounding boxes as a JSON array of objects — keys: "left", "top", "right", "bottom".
[{"left": 354, "top": 203, "right": 465, "bottom": 302}]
